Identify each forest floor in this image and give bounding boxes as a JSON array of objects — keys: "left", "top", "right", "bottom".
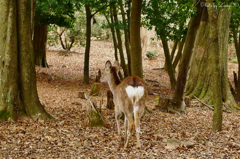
[{"left": 1, "top": 41, "right": 240, "bottom": 158}]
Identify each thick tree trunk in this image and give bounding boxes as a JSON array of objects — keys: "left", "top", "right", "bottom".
[
  {"left": 113, "top": 3, "right": 128, "bottom": 78},
  {"left": 170, "top": 1, "right": 203, "bottom": 112},
  {"left": 207, "top": 0, "right": 222, "bottom": 131},
  {"left": 161, "top": 38, "right": 176, "bottom": 89},
  {"left": 33, "top": 25, "right": 49, "bottom": 67},
  {"left": 218, "top": 9, "right": 237, "bottom": 110},
  {"left": 186, "top": 3, "right": 238, "bottom": 112},
  {"left": 0, "top": 0, "right": 53, "bottom": 121},
  {"left": 130, "top": 0, "right": 143, "bottom": 78},
  {"left": 84, "top": 4, "right": 91, "bottom": 84},
  {"left": 119, "top": 0, "right": 131, "bottom": 76}
]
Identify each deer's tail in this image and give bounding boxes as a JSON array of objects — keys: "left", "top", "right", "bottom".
[{"left": 125, "top": 86, "right": 144, "bottom": 105}]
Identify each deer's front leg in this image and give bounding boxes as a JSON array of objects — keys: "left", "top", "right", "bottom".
[{"left": 124, "top": 116, "right": 128, "bottom": 141}]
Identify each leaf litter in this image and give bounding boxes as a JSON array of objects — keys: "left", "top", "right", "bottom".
[{"left": 0, "top": 41, "right": 240, "bottom": 158}]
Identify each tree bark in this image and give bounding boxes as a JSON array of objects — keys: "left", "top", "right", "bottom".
[
  {"left": 31, "top": 0, "right": 36, "bottom": 40},
  {"left": 112, "top": 3, "right": 128, "bottom": 78},
  {"left": 33, "top": 25, "right": 49, "bottom": 67},
  {"left": 119, "top": 0, "right": 131, "bottom": 76},
  {"left": 186, "top": 2, "right": 238, "bottom": 114},
  {"left": 126, "top": 0, "right": 131, "bottom": 41},
  {"left": 105, "top": 11, "right": 118, "bottom": 61},
  {"left": 161, "top": 38, "right": 176, "bottom": 89},
  {"left": 170, "top": 0, "right": 203, "bottom": 112},
  {"left": 173, "top": 41, "right": 184, "bottom": 69},
  {"left": 84, "top": 4, "right": 91, "bottom": 84},
  {"left": 170, "top": 40, "right": 178, "bottom": 62},
  {"left": 0, "top": 0, "right": 53, "bottom": 121},
  {"left": 130, "top": 0, "right": 143, "bottom": 78},
  {"left": 233, "top": 27, "right": 240, "bottom": 97}
]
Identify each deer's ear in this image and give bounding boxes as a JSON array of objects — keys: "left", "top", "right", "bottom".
[
  {"left": 105, "top": 60, "right": 112, "bottom": 71},
  {"left": 113, "top": 61, "right": 120, "bottom": 68}
]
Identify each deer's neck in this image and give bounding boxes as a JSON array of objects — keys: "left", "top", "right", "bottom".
[{"left": 108, "top": 73, "right": 121, "bottom": 94}]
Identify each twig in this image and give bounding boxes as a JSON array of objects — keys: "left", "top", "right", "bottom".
[
  {"left": 194, "top": 96, "right": 214, "bottom": 110},
  {"left": 84, "top": 93, "right": 99, "bottom": 113},
  {"left": 84, "top": 93, "right": 106, "bottom": 122}
]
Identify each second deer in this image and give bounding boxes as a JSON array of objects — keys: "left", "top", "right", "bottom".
[{"left": 101, "top": 60, "right": 147, "bottom": 148}]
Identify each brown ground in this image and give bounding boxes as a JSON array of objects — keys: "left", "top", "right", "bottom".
[{"left": 1, "top": 41, "right": 240, "bottom": 158}]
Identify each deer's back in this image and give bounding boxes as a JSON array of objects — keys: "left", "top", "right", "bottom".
[{"left": 114, "top": 76, "right": 147, "bottom": 113}]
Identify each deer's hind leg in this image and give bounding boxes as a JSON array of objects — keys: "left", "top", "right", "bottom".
[
  {"left": 124, "top": 114, "right": 134, "bottom": 148},
  {"left": 115, "top": 110, "right": 122, "bottom": 135},
  {"left": 134, "top": 104, "right": 145, "bottom": 148}
]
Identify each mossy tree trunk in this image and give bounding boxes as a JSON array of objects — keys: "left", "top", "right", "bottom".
[
  {"left": 186, "top": 5, "right": 238, "bottom": 108},
  {"left": 33, "top": 25, "right": 49, "bottom": 67},
  {"left": 170, "top": 0, "right": 203, "bottom": 113},
  {"left": 0, "top": 0, "right": 53, "bottom": 121},
  {"left": 130, "top": 0, "right": 143, "bottom": 78},
  {"left": 186, "top": 2, "right": 238, "bottom": 115}
]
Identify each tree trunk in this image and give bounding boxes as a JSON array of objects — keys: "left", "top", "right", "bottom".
[
  {"left": 161, "top": 38, "right": 176, "bottom": 89},
  {"left": 119, "top": 0, "right": 131, "bottom": 76},
  {"left": 130, "top": 0, "right": 143, "bottom": 78},
  {"left": 31, "top": 0, "right": 36, "bottom": 40},
  {"left": 173, "top": 42, "right": 184, "bottom": 69},
  {"left": 186, "top": 2, "right": 238, "bottom": 111},
  {"left": 105, "top": 12, "right": 118, "bottom": 61},
  {"left": 112, "top": 3, "right": 128, "bottom": 78},
  {"left": 33, "top": 25, "right": 49, "bottom": 67},
  {"left": 0, "top": 0, "right": 53, "bottom": 121},
  {"left": 84, "top": 4, "right": 91, "bottom": 84},
  {"left": 170, "top": 1, "right": 203, "bottom": 112},
  {"left": 170, "top": 40, "right": 178, "bottom": 62},
  {"left": 233, "top": 27, "right": 240, "bottom": 97}
]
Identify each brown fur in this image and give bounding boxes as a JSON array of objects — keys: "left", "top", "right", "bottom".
[{"left": 101, "top": 60, "right": 147, "bottom": 148}]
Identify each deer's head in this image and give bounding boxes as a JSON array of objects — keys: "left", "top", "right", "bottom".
[{"left": 100, "top": 60, "right": 120, "bottom": 84}]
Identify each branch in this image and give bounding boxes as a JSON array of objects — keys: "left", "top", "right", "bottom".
[
  {"left": 194, "top": 96, "right": 214, "bottom": 110},
  {"left": 58, "top": 29, "right": 66, "bottom": 50},
  {"left": 91, "top": 3, "right": 113, "bottom": 18}
]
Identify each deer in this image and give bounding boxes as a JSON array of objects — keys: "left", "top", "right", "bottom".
[{"left": 101, "top": 60, "right": 147, "bottom": 148}]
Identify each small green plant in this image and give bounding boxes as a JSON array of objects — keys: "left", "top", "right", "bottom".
[
  {"left": 146, "top": 51, "right": 156, "bottom": 58},
  {"left": 230, "top": 57, "right": 238, "bottom": 63}
]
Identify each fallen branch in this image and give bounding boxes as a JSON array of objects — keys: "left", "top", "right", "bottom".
[
  {"left": 194, "top": 96, "right": 214, "bottom": 110},
  {"left": 152, "top": 68, "right": 162, "bottom": 70},
  {"left": 84, "top": 93, "right": 105, "bottom": 122},
  {"left": 145, "top": 79, "right": 160, "bottom": 84}
]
